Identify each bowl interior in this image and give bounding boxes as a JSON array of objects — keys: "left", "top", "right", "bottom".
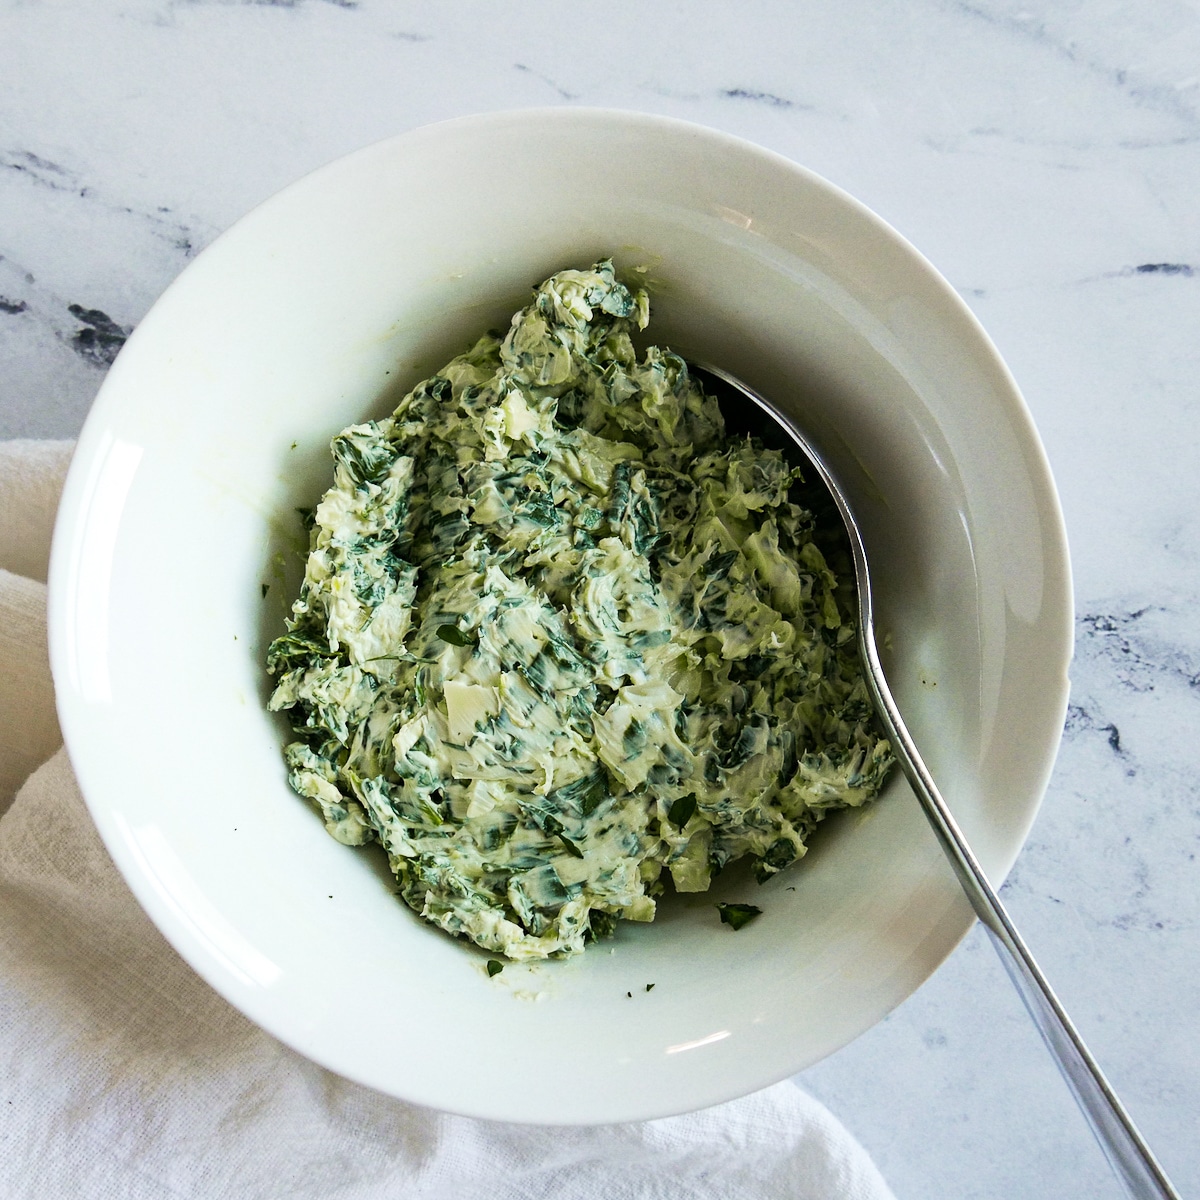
[{"left": 49, "top": 109, "right": 1072, "bottom": 1123}]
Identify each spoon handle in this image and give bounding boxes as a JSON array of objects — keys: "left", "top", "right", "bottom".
[
  {"left": 860, "top": 629, "right": 1181, "bottom": 1200},
  {"left": 691, "top": 361, "right": 1180, "bottom": 1196}
]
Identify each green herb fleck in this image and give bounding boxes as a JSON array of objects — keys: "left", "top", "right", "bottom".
[
  {"left": 667, "top": 794, "right": 697, "bottom": 828},
  {"left": 645, "top": 983, "right": 655, "bottom": 992},
  {"left": 436, "top": 624, "right": 472, "bottom": 647},
  {"left": 486, "top": 959, "right": 504, "bottom": 977},
  {"left": 260, "top": 583, "right": 269, "bottom": 599},
  {"left": 716, "top": 902, "right": 762, "bottom": 931},
  {"left": 588, "top": 910, "right": 617, "bottom": 941},
  {"left": 558, "top": 833, "right": 585, "bottom": 859}
]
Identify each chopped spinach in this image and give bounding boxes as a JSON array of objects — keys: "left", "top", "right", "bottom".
[
  {"left": 717, "top": 903, "right": 763, "bottom": 931},
  {"left": 266, "top": 260, "right": 892, "bottom": 963},
  {"left": 667, "top": 794, "right": 697, "bottom": 828}
]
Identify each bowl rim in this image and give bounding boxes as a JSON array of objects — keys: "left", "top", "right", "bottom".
[{"left": 48, "top": 106, "right": 1074, "bottom": 1124}]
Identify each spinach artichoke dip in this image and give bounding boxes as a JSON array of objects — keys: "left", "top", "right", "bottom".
[{"left": 267, "top": 261, "right": 893, "bottom": 962}]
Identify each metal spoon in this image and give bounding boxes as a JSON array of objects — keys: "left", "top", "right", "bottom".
[{"left": 694, "top": 363, "right": 1181, "bottom": 1200}]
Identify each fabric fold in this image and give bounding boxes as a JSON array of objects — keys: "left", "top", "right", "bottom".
[
  {"left": 0, "top": 438, "right": 74, "bottom": 582},
  {"left": 0, "top": 569, "right": 59, "bottom": 810}
]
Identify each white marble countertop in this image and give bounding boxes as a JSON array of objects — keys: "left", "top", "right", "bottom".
[{"left": 3, "top": 2, "right": 1197, "bottom": 1196}]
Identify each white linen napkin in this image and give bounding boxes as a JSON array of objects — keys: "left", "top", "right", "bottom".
[{"left": 0, "top": 437, "right": 897, "bottom": 1200}]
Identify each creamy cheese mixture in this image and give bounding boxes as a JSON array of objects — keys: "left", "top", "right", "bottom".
[{"left": 267, "top": 261, "right": 893, "bottom": 961}]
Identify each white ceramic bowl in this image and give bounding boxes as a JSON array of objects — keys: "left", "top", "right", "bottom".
[{"left": 49, "top": 109, "right": 1072, "bottom": 1124}]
